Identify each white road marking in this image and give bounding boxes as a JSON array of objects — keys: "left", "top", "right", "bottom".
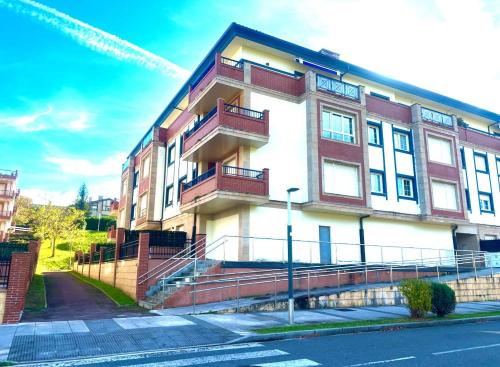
[
  {"left": 252, "top": 358, "right": 321, "bottom": 366},
  {"left": 343, "top": 356, "right": 416, "bottom": 366},
  {"left": 113, "top": 315, "right": 194, "bottom": 329},
  {"left": 127, "top": 350, "right": 288, "bottom": 367},
  {"left": 433, "top": 342, "right": 500, "bottom": 355},
  {"left": 21, "top": 343, "right": 264, "bottom": 367}
]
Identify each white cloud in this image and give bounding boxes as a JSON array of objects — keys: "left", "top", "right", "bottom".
[
  {"left": 0, "top": 107, "right": 90, "bottom": 132},
  {"left": 46, "top": 153, "right": 125, "bottom": 177},
  {"left": 0, "top": 0, "right": 190, "bottom": 79},
  {"left": 264, "top": 0, "right": 500, "bottom": 113},
  {"left": 22, "top": 187, "right": 76, "bottom": 206}
]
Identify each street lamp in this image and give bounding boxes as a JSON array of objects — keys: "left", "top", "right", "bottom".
[{"left": 286, "top": 187, "right": 299, "bottom": 324}]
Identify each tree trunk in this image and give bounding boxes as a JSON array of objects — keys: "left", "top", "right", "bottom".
[{"left": 51, "top": 239, "right": 56, "bottom": 258}]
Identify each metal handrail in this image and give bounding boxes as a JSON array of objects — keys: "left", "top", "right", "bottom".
[
  {"left": 183, "top": 167, "right": 216, "bottom": 190},
  {"left": 162, "top": 251, "right": 484, "bottom": 286},
  {"left": 421, "top": 107, "right": 453, "bottom": 127},
  {"left": 223, "top": 103, "right": 264, "bottom": 120},
  {"left": 137, "top": 235, "right": 219, "bottom": 284},
  {"left": 188, "top": 252, "right": 489, "bottom": 297},
  {"left": 184, "top": 106, "right": 218, "bottom": 139},
  {"left": 222, "top": 165, "right": 264, "bottom": 179}
]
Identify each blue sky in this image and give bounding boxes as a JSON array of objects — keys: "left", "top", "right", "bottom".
[{"left": 1, "top": 0, "right": 499, "bottom": 205}]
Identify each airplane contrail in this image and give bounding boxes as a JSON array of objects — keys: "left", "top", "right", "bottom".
[{"left": 0, "top": 0, "right": 190, "bottom": 79}]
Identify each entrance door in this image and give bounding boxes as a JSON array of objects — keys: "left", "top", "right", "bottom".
[{"left": 319, "top": 226, "right": 332, "bottom": 264}]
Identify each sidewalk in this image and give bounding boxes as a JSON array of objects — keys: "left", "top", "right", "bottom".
[{"left": 2, "top": 301, "right": 500, "bottom": 363}]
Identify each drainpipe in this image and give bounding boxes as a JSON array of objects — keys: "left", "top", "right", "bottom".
[
  {"left": 359, "top": 215, "right": 370, "bottom": 263},
  {"left": 451, "top": 224, "right": 458, "bottom": 250}
]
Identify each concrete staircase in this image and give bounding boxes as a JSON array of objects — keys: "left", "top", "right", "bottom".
[{"left": 139, "top": 260, "right": 218, "bottom": 309}]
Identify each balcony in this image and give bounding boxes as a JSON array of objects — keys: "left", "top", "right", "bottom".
[
  {"left": 421, "top": 107, "right": 453, "bottom": 128},
  {"left": 189, "top": 54, "right": 245, "bottom": 114},
  {"left": 180, "top": 163, "right": 269, "bottom": 214},
  {"left": 0, "top": 170, "right": 17, "bottom": 181},
  {"left": 459, "top": 126, "right": 499, "bottom": 151},
  {"left": 182, "top": 98, "right": 269, "bottom": 162},
  {"left": 0, "top": 211, "right": 12, "bottom": 220},
  {"left": 316, "top": 74, "right": 360, "bottom": 101},
  {"left": 0, "top": 190, "right": 18, "bottom": 200}
]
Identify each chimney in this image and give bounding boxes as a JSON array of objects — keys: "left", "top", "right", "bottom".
[{"left": 319, "top": 48, "right": 340, "bottom": 60}]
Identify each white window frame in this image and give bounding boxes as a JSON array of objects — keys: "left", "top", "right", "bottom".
[
  {"left": 397, "top": 176, "right": 415, "bottom": 199},
  {"left": 321, "top": 108, "right": 356, "bottom": 144},
  {"left": 431, "top": 180, "right": 459, "bottom": 211},
  {"left": 479, "top": 193, "right": 493, "bottom": 213},
  {"left": 368, "top": 125, "right": 381, "bottom": 145},
  {"left": 394, "top": 131, "right": 410, "bottom": 152},
  {"left": 370, "top": 171, "right": 385, "bottom": 195},
  {"left": 427, "top": 135, "right": 454, "bottom": 166},
  {"left": 323, "top": 160, "right": 361, "bottom": 197},
  {"left": 142, "top": 155, "right": 151, "bottom": 178}
]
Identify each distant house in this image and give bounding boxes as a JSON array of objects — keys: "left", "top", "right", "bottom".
[
  {"left": 0, "top": 169, "right": 19, "bottom": 242},
  {"left": 88, "top": 196, "right": 118, "bottom": 217}
]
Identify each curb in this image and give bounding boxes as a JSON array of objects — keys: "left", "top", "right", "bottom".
[{"left": 234, "top": 315, "right": 500, "bottom": 343}]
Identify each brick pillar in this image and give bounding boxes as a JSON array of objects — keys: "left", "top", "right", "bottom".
[
  {"left": 113, "top": 228, "right": 126, "bottom": 286},
  {"left": 136, "top": 232, "right": 150, "bottom": 301},
  {"left": 98, "top": 247, "right": 105, "bottom": 281},
  {"left": 27, "top": 240, "right": 40, "bottom": 278},
  {"left": 90, "top": 243, "right": 97, "bottom": 254},
  {"left": 262, "top": 168, "right": 270, "bottom": 196},
  {"left": 3, "top": 252, "right": 32, "bottom": 323}
]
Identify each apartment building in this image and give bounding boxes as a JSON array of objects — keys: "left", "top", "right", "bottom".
[
  {"left": 88, "top": 196, "right": 119, "bottom": 217},
  {"left": 0, "top": 169, "right": 19, "bottom": 242},
  {"left": 118, "top": 23, "right": 500, "bottom": 264}
]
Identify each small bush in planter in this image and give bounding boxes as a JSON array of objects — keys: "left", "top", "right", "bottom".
[
  {"left": 431, "top": 282, "right": 456, "bottom": 317},
  {"left": 400, "top": 279, "right": 432, "bottom": 318}
]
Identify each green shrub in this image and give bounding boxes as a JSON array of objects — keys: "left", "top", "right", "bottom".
[
  {"left": 399, "top": 279, "right": 432, "bottom": 318},
  {"left": 431, "top": 282, "right": 456, "bottom": 317},
  {"left": 85, "top": 216, "right": 116, "bottom": 231}
]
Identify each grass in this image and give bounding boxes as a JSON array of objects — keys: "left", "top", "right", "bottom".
[
  {"left": 24, "top": 274, "right": 46, "bottom": 312},
  {"left": 254, "top": 310, "right": 500, "bottom": 334},
  {"left": 36, "top": 231, "right": 108, "bottom": 274},
  {"left": 70, "top": 271, "right": 136, "bottom": 306}
]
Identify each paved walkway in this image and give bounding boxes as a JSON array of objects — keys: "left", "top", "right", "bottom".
[
  {"left": 3, "top": 300, "right": 500, "bottom": 363},
  {"left": 22, "top": 272, "right": 147, "bottom": 322}
]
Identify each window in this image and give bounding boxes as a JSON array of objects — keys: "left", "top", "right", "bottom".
[
  {"left": 465, "top": 189, "right": 471, "bottom": 212},
  {"left": 177, "top": 175, "right": 187, "bottom": 201},
  {"left": 179, "top": 135, "right": 184, "bottom": 156},
  {"left": 370, "top": 171, "right": 385, "bottom": 195},
  {"left": 474, "top": 153, "right": 488, "bottom": 173},
  {"left": 130, "top": 204, "right": 136, "bottom": 220},
  {"left": 431, "top": 181, "right": 458, "bottom": 210},
  {"left": 428, "top": 136, "right": 453, "bottom": 165},
  {"left": 142, "top": 155, "right": 151, "bottom": 178},
  {"left": 167, "top": 144, "right": 176, "bottom": 166},
  {"left": 121, "top": 179, "right": 128, "bottom": 195},
  {"left": 139, "top": 194, "right": 148, "bottom": 217},
  {"left": 484, "top": 235, "right": 497, "bottom": 240},
  {"left": 397, "top": 176, "right": 415, "bottom": 199},
  {"left": 133, "top": 171, "right": 139, "bottom": 188},
  {"left": 321, "top": 109, "right": 356, "bottom": 144},
  {"left": 393, "top": 130, "right": 411, "bottom": 152},
  {"left": 368, "top": 123, "right": 382, "bottom": 146},
  {"left": 165, "top": 185, "right": 174, "bottom": 207},
  {"left": 323, "top": 161, "right": 360, "bottom": 197},
  {"left": 479, "top": 193, "right": 494, "bottom": 213}
]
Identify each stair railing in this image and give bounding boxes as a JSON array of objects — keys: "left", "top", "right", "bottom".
[{"left": 137, "top": 235, "right": 228, "bottom": 285}]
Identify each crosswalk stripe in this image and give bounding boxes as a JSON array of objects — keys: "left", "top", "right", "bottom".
[
  {"left": 252, "top": 358, "right": 321, "bottom": 366},
  {"left": 21, "top": 343, "right": 264, "bottom": 367},
  {"left": 127, "top": 349, "right": 289, "bottom": 367}
]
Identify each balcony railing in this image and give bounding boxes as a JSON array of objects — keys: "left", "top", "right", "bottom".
[
  {"left": 220, "top": 56, "right": 243, "bottom": 69},
  {"left": 184, "top": 106, "right": 218, "bottom": 139},
  {"left": 0, "top": 170, "right": 17, "bottom": 179},
  {"left": 119, "top": 240, "right": 138, "bottom": 259},
  {"left": 0, "top": 211, "right": 13, "bottom": 219},
  {"left": 0, "top": 190, "right": 17, "bottom": 198},
  {"left": 183, "top": 167, "right": 216, "bottom": 190},
  {"left": 222, "top": 165, "right": 264, "bottom": 179},
  {"left": 421, "top": 107, "right": 453, "bottom": 127},
  {"left": 316, "top": 74, "right": 360, "bottom": 100},
  {"left": 223, "top": 103, "right": 264, "bottom": 120}
]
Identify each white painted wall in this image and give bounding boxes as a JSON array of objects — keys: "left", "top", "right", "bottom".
[
  {"left": 249, "top": 92, "right": 308, "bottom": 203},
  {"left": 206, "top": 213, "right": 240, "bottom": 261}
]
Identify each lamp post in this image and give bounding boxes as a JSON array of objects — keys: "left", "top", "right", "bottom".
[{"left": 286, "top": 187, "right": 299, "bottom": 324}]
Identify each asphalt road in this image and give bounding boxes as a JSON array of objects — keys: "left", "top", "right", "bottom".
[{"left": 29, "top": 320, "right": 500, "bottom": 366}]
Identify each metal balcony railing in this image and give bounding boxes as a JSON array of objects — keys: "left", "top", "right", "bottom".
[
  {"left": 222, "top": 165, "right": 264, "bottom": 179},
  {"left": 421, "top": 107, "right": 453, "bottom": 127},
  {"left": 220, "top": 56, "right": 243, "bottom": 69},
  {"left": 223, "top": 104, "right": 264, "bottom": 120},
  {"left": 184, "top": 106, "right": 218, "bottom": 139},
  {"left": 0, "top": 211, "right": 12, "bottom": 218},
  {"left": 183, "top": 167, "right": 216, "bottom": 190},
  {"left": 119, "top": 240, "right": 139, "bottom": 259},
  {"left": 316, "top": 74, "right": 360, "bottom": 100}
]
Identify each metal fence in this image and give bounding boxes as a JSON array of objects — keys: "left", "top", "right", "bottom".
[
  {"left": 421, "top": 107, "right": 453, "bottom": 127},
  {"left": 316, "top": 74, "right": 360, "bottom": 100},
  {"left": 149, "top": 246, "right": 185, "bottom": 259},
  {"left": 183, "top": 167, "right": 216, "bottom": 190},
  {"left": 0, "top": 260, "right": 11, "bottom": 288},
  {"left": 220, "top": 56, "right": 243, "bottom": 69},
  {"left": 223, "top": 103, "right": 264, "bottom": 120},
  {"left": 184, "top": 106, "right": 218, "bottom": 139},
  {"left": 119, "top": 240, "right": 139, "bottom": 259},
  {"left": 222, "top": 165, "right": 264, "bottom": 179}
]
